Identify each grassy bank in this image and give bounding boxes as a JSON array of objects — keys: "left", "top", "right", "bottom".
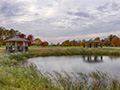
[
  {"left": 0, "top": 47, "right": 120, "bottom": 90},
  {"left": 7, "top": 48, "right": 120, "bottom": 63},
  {"left": 0, "top": 53, "right": 120, "bottom": 90}
]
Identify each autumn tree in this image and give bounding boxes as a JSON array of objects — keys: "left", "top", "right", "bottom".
[
  {"left": 103, "top": 38, "right": 111, "bottom": 46},
  {"left": 69, "top": 40, "right": 74, "bottom": 46},
  {"left": 111, "top": 36, "right": 120, "bottom": 46},
  {"left": 40, "top": 41, "right": 49, "bottom": 46},
  {"left": 78, "top": 40, "right": 81, "bottom": 46},
  {"left": 62, "top": 40, "right": 70, "bottom": 46},
  {"left": 20, "top": 33, "right": 26, "bottom": 39},
  {"left": 27, "top": 35, "right": 34, "bottom": 46},
  {"left": 75, "top": 41, "right": 79, "bottom": 46},
  {"left": 80, "top": 39, "right": 86, "bottom": 46},
  {"left": 34, "top": 38, "right": 42, "bottom": 46},
  {"left": 108, "top": 34, "right": 115, "bottom": 41},
  {"left": 57, "top": 43, "right": 60, "bottom": 46}
]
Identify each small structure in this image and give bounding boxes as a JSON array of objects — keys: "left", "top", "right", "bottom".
[
  {"left": 6, "top": 35, "right": 28, "bottom": 52},
  {"left": 83, "top": 39, "right": 102, "bottom": 48}
]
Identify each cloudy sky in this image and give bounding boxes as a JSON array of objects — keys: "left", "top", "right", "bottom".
[{"left": 0, "top": 0, "right": 120, "bottom": 43}]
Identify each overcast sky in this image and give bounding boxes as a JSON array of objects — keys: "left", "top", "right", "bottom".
[{"left": 0, "top": 0, "right": 120, "bottom": 43}]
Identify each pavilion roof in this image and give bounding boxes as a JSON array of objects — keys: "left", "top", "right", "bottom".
[
  {"left": 86, "top": 40, "right": 101, "bottom": 43},
  {"left": 6, "top": 35, "right": 28, "bottom": 42}
]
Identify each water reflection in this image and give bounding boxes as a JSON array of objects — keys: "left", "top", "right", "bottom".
[
  {"left": 82, "top": 56, "right": 103, "bottom": 63},
  {"left": 109, "top": 56, "right": 120, "bottom": 60},
  {"left": 23, "top": 55, "right": 120, "bottom": 78}
]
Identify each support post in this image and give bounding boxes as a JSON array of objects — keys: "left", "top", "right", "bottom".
[
  {"left": 26, "top": 42, "right": 28, "bottom": 51},
  {"left": 26, "top": 42, "right": 28, "bottom": 46},
  {"left": 83, "top": 44, "right": 85, "bottom": 48},
  {"left": 15, "top": 41, "right": 18, "bottom": 52},
  {"left": 6, "top": 42, "right": 9, "bottom": 52},
  {"left": 100, "top": 42, "right": 103, "bottom": 48},
  {"left": 23, "top": 42, "right": 25, "bottom": 52},
  {"left": 87, "top": 43, "right": 89, "bottom": 48},
  {"left": 94, "top": 43, "right": 96, "bottom": 48}
]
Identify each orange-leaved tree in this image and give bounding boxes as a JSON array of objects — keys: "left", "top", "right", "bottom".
[
  {"left": 103, "top": 38, "right": 111, "bottom": 46},
  {"left": 62, "top": 40, "right": 70, "bottom": 46},
  {"left": 40, "top": 41, "right": 49, "bottom": 46},
  {"left": 80, "top": 39, "right": 86, "bottom": 46},
  {"left": 108, "top": 34, "right": 115, "bottom": 41},
  {"left": 57, "top": 43, "right": 60, "bottom": 46},
  {"left": 111, "top": 36, "right": 120, "bottom": 46},
  {"left": 70, "top": 41, "right": 74, "bottom": 46},
  {"left": 34, "top": 38, "right": 42, "bottom": 46}
]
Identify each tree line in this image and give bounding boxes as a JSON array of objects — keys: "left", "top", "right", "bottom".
[
  {"left": 34, "top": 35, "right": 120, "bottom": 47},
  {"left": 57, "top": 35, "right": 120, "bottom": 47},
  {"left": 0, "top": 27, "right": 120, "bottom": 47}
]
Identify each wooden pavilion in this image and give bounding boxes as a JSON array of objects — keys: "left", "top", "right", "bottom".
[
  {"left": 6, "top": 35, "right": 28, "bottom": 52},
  {"left": 83, "top": 40, "right": 103, "bottom": 48}
]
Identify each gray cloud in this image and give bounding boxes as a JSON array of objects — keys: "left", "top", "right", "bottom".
[
  {"left": 0, "top": 2, "right": 26, "bottom": 17},
  {"left": 75, "top": 12, "right": 90, "bottom": 18},
  {"left": 67, "top": 11, "right": 90, "bottom": 18},
  {"left": 0, "top": 0, "right": 120, "bottom": 43}
]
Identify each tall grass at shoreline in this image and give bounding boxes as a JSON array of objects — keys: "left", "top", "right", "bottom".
[
  {"left": 0, "top": 48, "right": 120, "bottom": 89},
  {"left": 0, "top": 62, "right": 120, "bottom": 90},
  {"left": 9, "top": 48, "right": 120, "bottom": 62}
]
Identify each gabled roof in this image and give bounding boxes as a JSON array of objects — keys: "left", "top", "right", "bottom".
[
  {"left": 86, "top": 40, "right": 101, "bottom": 43},
  {"left": 6, "top": 35, "right": 28, "bottom": 42}
]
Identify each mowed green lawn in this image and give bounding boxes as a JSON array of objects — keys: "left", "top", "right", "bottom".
[
  {"left": 29, "top": 46, "right": 120, "bottom": 52},
  {"left": 0, "top": 45, "right": 120, "bottom": 51},
  {"left": 29, "top": 46, "right": 83, "bottom": 48}
]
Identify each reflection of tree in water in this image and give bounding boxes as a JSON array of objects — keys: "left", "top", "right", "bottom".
[
  {"left": 82, "top": 56, "right": 103, "bottom": 63},
  {"left": 109, "top": 56, "right": 120, "bottom": 60}
]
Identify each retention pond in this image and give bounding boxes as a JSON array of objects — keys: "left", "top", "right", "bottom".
[{"left": 23, "top": 55, "right": 120, "bottom": 78}]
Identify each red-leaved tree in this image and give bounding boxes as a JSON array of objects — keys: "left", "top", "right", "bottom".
[
  {"left": 40, "top": 41, "right": 48, "bottom": 46},
  {"left": 20, "top": 33, "right": 26, "bottom": 39},
  {"left": 27, "top": 35, "right": 34, "bottom": 46}
]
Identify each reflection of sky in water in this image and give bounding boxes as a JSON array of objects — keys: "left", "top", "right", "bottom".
[{"left": 25, "top": 56, "right": 120, "bottom": 78}]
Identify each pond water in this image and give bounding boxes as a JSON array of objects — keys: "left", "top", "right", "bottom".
[{"left": 23, "top": 55, "right": 120, "bottom": 77}]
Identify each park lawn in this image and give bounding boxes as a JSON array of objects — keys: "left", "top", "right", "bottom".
[
  {"left": 29, "top": 46, "right": 120, "bottom": 50},
  {"left": 0, "top": 45, "right": 6, "bottom": 48},
  {"left": 0, "top": 45, "right": 120, "bottom": 53},
  {"left": 28, "top": 45, "right": 83, "bottom": 49},
  {"left": 29, "top": 46, "right": 120, "bottom": 53}
]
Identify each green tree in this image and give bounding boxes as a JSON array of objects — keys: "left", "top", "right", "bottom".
[
  {"left": 0, "top": 27, "right": 5, "bottom": 46},
  {"left": 8, "top": 29, "right": 18, "bottom": 38}
]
